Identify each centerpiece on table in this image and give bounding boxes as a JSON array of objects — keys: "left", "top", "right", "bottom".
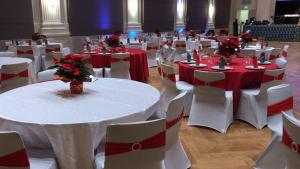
[
  {"left": 51, "top": 54, "right": 93, "bottom": 94},
  {"left": 32, "top": 32, "right": 47, "bottom": 45},
  {"left": 105, "top": 34, "right": 120, "bottom": 53},
  {"left": 218, "top": 38, "right": 239, "bottom": 66},
  {"left": 241, "top": 32, "right": 252, "bottom": 48}
]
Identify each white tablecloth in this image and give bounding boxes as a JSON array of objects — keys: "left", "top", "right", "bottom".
[
  {"left": 244, "top": 45, "right": 274, "bottom": 58},
  {"left": 0, "top": 79, "right": 160, "bottom": 169},
  {"left": 0, "top": 51, "right": 16, "bottom": 57},
  {"left": 0, "top": 57, "right": 35, "bottom": 83}
]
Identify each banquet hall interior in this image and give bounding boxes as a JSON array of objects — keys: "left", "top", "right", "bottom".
[{"left": 0, "top": 0, "right": 300, "bottom": 169}]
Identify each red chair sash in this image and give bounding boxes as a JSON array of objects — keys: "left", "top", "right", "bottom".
[
  {"left": 194, "top": 78, "right": 226, "bottom": 90},
  {"left": 0, "top": 149, "right": 30, "bottom": 167},
  {"left": 17, "top": 50, "right": 33, "bottom": 55},
  {"left": 46, "top": 47, "right": 60, "bottom": 53},
  {"left": 202, "top": 45, "right": 211, "bottom": 48},
  {"left": 162, "top": 71, "right": 176, "bottom": 82},
  {"left": 269, "top": 54, "right": 279, "bottom": 60},
  {"left": 147, "top": 46, "right": 158, "bottom": 50},
  {"left": 262, "top": 73, "right": 284, "bottom": 84},
  {"left": 111, "top": 57, "right": 130, "bottom": 63},
  {"left": 267, "top": 97, "right": 293, "bottom": 117},
  {"left": 157, "top": 67, "right": 162, "bottom": 76},
  {"left": 166, "top": 109, "right": 184, "bottom": 129},
  {"left": 282, "top": 128, "right": 300, "bottom": 155},
  {"left": 1, "top": 70, "right": 29, "bottom": 80},
  {"left": 105, "top": 131, "right": 166, "bottom": 156},
  {"left": 176, "top": 44, "right": 186, "bottom": 48},
  {"left": 282, "top": 51, "right": 287, "bottom": 57}
]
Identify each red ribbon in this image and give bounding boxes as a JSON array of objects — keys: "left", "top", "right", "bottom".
[
  {"left": 162, "top": 71, "right": 176, "bottom": 82},
  {"left": 262, "top": 73, "right": 284, "bottom": 84},
  {"left": 166, "top": 109, "right": 184, "bottom": 129},
  {"left": 282, "top": 51, "right": 287, "bottom": 57},
  {"left": 158, "top": 67, "right": 162, "bottom": 76},
  {"left": 17, "top": 50, "right": 33, "bottom": 55},
  {"left": 193, "top": 78, "right": 226, "bottom": 90},
  {"left": 1, "top": 70, "right": 28, "bottom": 80},
  {"left": 282, "top": 128, "right": 300, "bottom": 155},
  {"left": 202, "top": 45, "right": 211, "bottom": 48},
  {"left": 45, "top": 47, "right": 60, "bottom": 53},
  {"left": 269, "top": 54, "right": 279, "bottom": 60},
  {"left": 267, "top": 97, "right": 293, "bottom": 116},
  {"left": 176, "top": 44, "right": 186, "bottom": 48},
  {"left": 0, "top": 149, "right": 30, "bottom": 167},
  {"left": 252, "top": 57, "right": 258, "bottom": 68},
  {"left": 147, "top": 46, "right": 158, "bottom": 50},
  {"left": 111, "top": 57, "right": 130, "bottom": 63},
  {"left": 105, "top": 131, "right": 166, "bottom": 156}
]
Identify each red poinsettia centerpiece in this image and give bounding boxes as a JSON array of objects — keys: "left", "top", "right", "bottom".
[
  {"left": 105, "top": 35, "right": 120, "bottom": 48},
  {"left": 241, "top": 33, "right": 253, "bottom": 44},
  {"left": 50, "top": 54, "right": 93, "bottom": 94},
  {"left": 32, "top": 32, "right": 47, "bottom": 41},
  {"left": 218, "top": 38, "right": 239, "bottom": 58}
]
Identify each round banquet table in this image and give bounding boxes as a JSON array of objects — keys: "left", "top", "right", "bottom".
[
  {"left": 178, "top": 57, "right": 279, "bottom": 112},
  {"left": 87, "top": 48, "right": 149, "bottom": 82},
  {"left": 0, "top": 79, "right": 160, "bottom": 169},
  {"left": 0, "top": 57, "right": 35, "bottom": 83}
]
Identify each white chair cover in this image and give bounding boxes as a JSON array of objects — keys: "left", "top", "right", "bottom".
[
  {"left": 188, "top": 71, "right": 233, "bottom": 133},
  {"left": 0, "top": 131, "right": 57, "bottom": 169},
  {"left": 105, "top": 53, "right": 131, "bottom": 80},
  {"left": 38, "top": 52, "right": 63, "bottom": 82},
  {"left": 146, "top": 42, "right": 159, "bottom": 67},
  {"left": 16, "top": 45, "right": 41, "bottom": 73},
  {"left": 95, "top": 119, "right": 166, "bottom": 169},
  {"left": 254, "top": 84, "right": 293, "bottom": 169},
  {"left": 42, "top": 45, "right": 61, "bottom": 70},
  {"left": 236, "top": 69, "right": 285, "bottom": 129},
  {"left": 165, "top": 92, "right": 191, "bottom": 169},
  {"left": 276, "top": 45, "right": 289, "bottom": 68},
  {"left": 0, "top": 62, "right": 29, "bottom": 93},
  {"left": 172, "top": 41, "right": 186, "bottom": 62},
  {"left": 282, "top": 113, "right": 300, "bottom": 169}
]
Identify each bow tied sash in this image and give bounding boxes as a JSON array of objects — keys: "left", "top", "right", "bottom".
[
  {"left": 262, "top": 73, "right": 284, "bottom": 83},
  {"left": 147, "top": 46, "right": 158, "bottom": 50},
  {"left": 282, "top": 128, "right": 300, "bottom": 155},
  {"left": 157, "top": 67, "right": 162, "bottom": 76},
  {"left": 166, "top": 109, "right": 184, "bottom": 129},
  {"left": 17, "top": 50, "right": 33, "bottom": 55},
  {"left": 176, "top": 44, "right": 186, "bottom": 48},
  {"left": 0, "top": 149, "right": 30, "bottom": 167},
  {"left": 267, "top": 97, "right": 293, "bottom": 117},
  {"left": 282, "top": 51, "right": 287, "bottom": 57},
  {"left": 1, "top": 70, "right": 28, "bottom": 80},
  {"left": 105, "top": 131, "right": 166, "bottom": 156},
  {"left": 193, "top": 78, "right": 226, "bottom": 90},
  {"left": 162, "top": 71, "right": 176, "bottom": 82},
  {"left": 202, "top": 45, "right": 211, "bottom": 48},
  {"left": 45, "top": 47, "right": 60, "bottom": 53},
  {"left": 269, "top": 54, "right": 280, "bottom": 60},
  {"left": 111, "top": 57, "right": 130, "bottom": 63}
]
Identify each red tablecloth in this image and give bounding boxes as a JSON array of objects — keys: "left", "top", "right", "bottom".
[
  {"left": 88, "top": 49, "right": 149, "bottom": 82},
  {"left": 178, "top": 57, "right": 278, "bottom": 112}
]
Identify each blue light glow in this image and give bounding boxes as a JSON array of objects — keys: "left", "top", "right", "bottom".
[
  {"left": 98, "top": 0, "right": 110, "bottom": 30},
  {"left": 177, "top": 28, "right": 184, "bottom": 33},
  {"left": 129, "top": 31, "right": 137, "bottom": 40}
]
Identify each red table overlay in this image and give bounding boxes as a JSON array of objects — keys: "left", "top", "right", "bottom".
[
  {"left": 178, "top": 57, "right": 278, "bottom": 112},
  {"left": 87, "top": 49, "right": 149, "bottom": 82}
]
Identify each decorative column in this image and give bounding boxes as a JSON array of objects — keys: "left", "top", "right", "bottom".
[
  {"left": 256, "top": 0, "right": 276, "bottom": 21},
  {"left": 207, "top": 0, "right": 216, "bottom": 29},
  {"left": 32, "top": 0, "right": 70, "bottom": 37},
  {"left": 126, "top": 0, "right": 142, "bottom": 32},
  {"left": 175, "top": 0, "right": 187, "bottom": 30}
]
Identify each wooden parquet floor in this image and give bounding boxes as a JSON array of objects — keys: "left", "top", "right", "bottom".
[{"left": 146, "top": 42, "right": 300, "bottom": 169}]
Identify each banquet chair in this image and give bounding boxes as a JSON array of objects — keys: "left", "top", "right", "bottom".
[
  {"left": 95, "top": 119, "right": 166, "bottom": 169},
  {"left": 37, "top": 52, "right": 63, "bottom": 82},
  {"left": 172, "top": 40, "right": 187, "bottom": 62},
  {"left": 0, "top": 131, "right": 57, "bottom": 169},
  {"left": 282, "top": 112, "right": 300, "bottom": 169},
  {"left": 203, "top": 48, "right": 216, "bottom": 56},
  {"left": 42, "top": 45, "right": 61, "bottom": 70},
  {"left": 146, "top": 42, "right": 159, "bottom": 67},
  {"left": 160, "top": 64, "right": 193, "bottom": 116},
  {"left": 269, "top": 48, "right": 281, "bottom": 61},
  {"left": 236, "top": 69, "right": 285, "bottom": 129},
  {"left": 254, "top": 84, "right": 293, "bottom": 169},
  {"left": 16, "top": 45, "right": 40, "bottom": 73},
  {"left": 200, "top": 40, "right": 211, "bottom": 49},
  {"left": 105, "top": 53, "right": 131, "bottom": 80},
  {"left": 165, "top": 92, "right": 191, "bottom": 169},
  {"left": 276, "top": 45, "right": 289, "bottom": 69},
  {"left": 0, "top": 62, "right": 29, "bottom": 93},
  {"left": 188, "top": 71, "right": 233, "bottom": 133}
]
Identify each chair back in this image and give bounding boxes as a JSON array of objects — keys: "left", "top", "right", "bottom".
[
  {"left": 160, "top": 64, "right": 176, "bottom": 89},
  {"left": 43, "top": 48, "right": 63, "bottom": 69},
  {"left": 166, "top": 92, "right": 187, "bottom": 150},
  {"left": 239, "top": 49, "right": 255, "bottom": 58},
  {"left": 156, "top": 58, "right": 162, "bottom": 78},
  {"left": 175, "top": 40, "right": 186, "bottom": 54},
  {"left": 0, "top": 131, "right": 30, "bottom": 169},
  {"left": 282, "top": 45, "right": 289, "bottom": 58},
  {"left": 110, "top": 53, "right": 130, "bottom": 79},
  {"left": 16, "top": 46, "right": 34, "bottom": 60},
  {"left": 267, "top": 84, "right": 293, "bottom": 118},
  {"left": 193, "top": 70, "right": 226, "bottom": 98},
  {"left": 147, "top": 42, "right": 159, "bottom": 51},
  {"left": 203, "top": 48, "right": 215, "bottom": 56},
  {"left": 269, "top": 48, "right": 281, "bottom": 60},
  {"left": 259, "top": 69, "right": 285, "bottom": 98},
  {"left": 200, "top": 40, "right": 211, "bottom": 48},
  {"left": 104, "top": 119, "right": 166, "bottom": 169},
  {"left": 1, "top": 62, "right": 29, "bottom": 91},
  {"left": 282, "top": 113, "right": 300, "bottom": 169}
]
